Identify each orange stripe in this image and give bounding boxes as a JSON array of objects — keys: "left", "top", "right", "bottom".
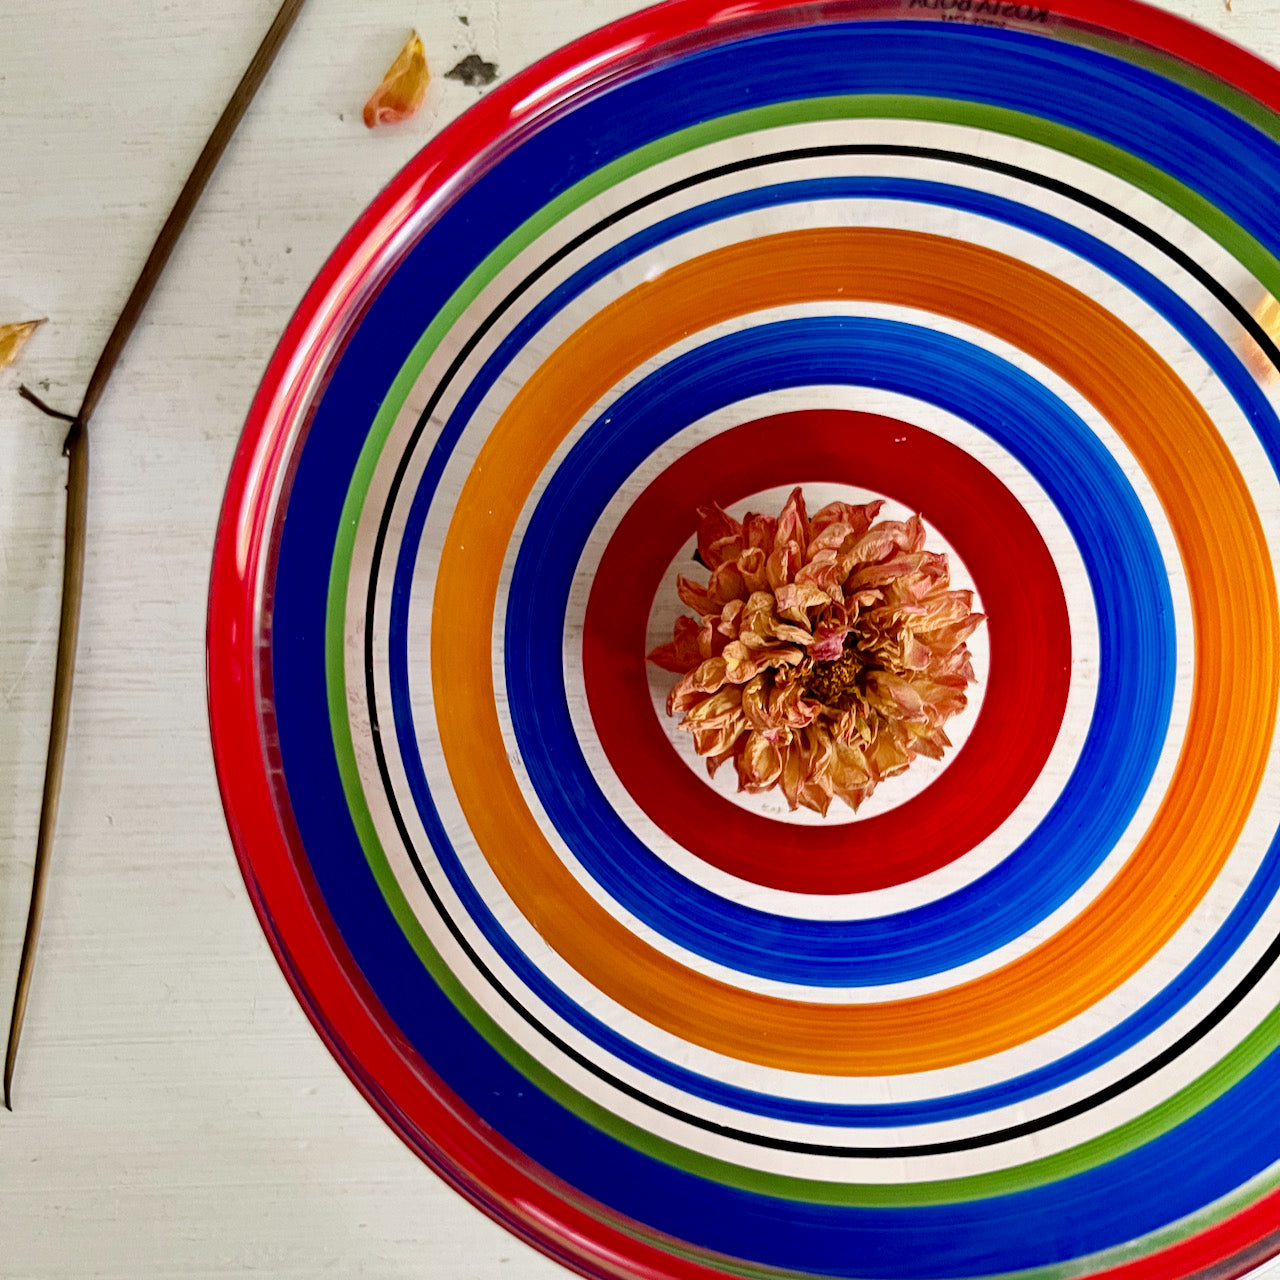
[{"left": 431, "top": 227, "right": 1277, "bottom": 1074}]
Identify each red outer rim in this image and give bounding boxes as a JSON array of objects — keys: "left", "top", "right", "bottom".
[{"left": 206, "top": 2, "right": 1280, "bottom": 1276}]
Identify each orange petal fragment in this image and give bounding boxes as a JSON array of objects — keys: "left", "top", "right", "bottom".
[
  {"left": 1246, "top": 293, "right": 1280, "bottom": 382},
  {"left": 0, "top": 319, "right": 45, "bottom": 372},
  {"left": 363, "top": 32, "right": 429, "bottom": 129}
]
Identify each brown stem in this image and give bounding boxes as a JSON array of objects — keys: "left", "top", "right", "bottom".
[
  {"left": 76, "top": 0, "right": 310, "bottom": 429},
  {"left": 4, "top": 0, "right": 310, "bottom": 1111},
  {"left": 5, "top": 422, "right": 87, "bottom": 1111}
]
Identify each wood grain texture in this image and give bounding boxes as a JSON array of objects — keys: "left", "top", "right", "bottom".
[{"left": 2, "top": 0, "right": 1280, "bottom": 1276}]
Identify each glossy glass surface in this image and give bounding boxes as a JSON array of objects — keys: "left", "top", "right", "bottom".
[{"left": 208, "top": 2, "right": 1280, "bottom": 1275}]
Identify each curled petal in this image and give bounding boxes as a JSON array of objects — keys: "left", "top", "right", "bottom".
[
  {"left": 363, "top": 32, "right": 429, "bottom": 128},
  {"left": 808, "top": 499, "right": 882, "bottom": 544},
  {"left": 741, "top": 674, "right": 772, "bottom": 730},
  {"left": 680, "top": 685, "right": 742, "bottom": 728},
  {"left": 774, "top": 581, "right": 831, "bottom": 623},
  {"left": 723, "top": 640, "right": 806, "bottom": 684},
  {"left": 775, "top": 487, "right": 810, "bottom": 551},
  {"left": 737, "top": 730, "right": 785, "bottom": 791},
  {"left": 647, "top": 614, "right": 702, "bottom": 672},
  {"left": 810, "top": 627, "right": 849, "bottom": 663},
  {"left": 920, "top": 612, "right": 986, "bottom": 650},
  {"left": 696, "top": 503, "right": 743, "bottom": 569},
  {"left": 867, "top": 728, "right": 911, "bottom": 780},
  {"left": 799, "top": 774, "right": 835, "bottom": 816},
  {"left": 721, "top": 640, "right": 756, "bottom": 684},
  {"left": 705, "top": 743, "right": 739, "bottom": 778},
  {"left": 737, "top": 546, "right": 769, "bottom": 593},
  {"left": 839, "top": 516, "right": 925, "bottom": 574},
  {"left": 828, "top": 739, "right": 874, "bottom": 809},
  {"left": 780, "top": 741, "right": 806, "bottom": 810},
  {"left": 909, "top": 724, "right": 952, "bottom": 761},
  {"left": 772, "top": 680, "right": 819, "bottom": 729},
  {"left": 740, "top": 590, "right": 780, "bottom": 635},
  {"left": 689, "top": 716, "right": 747, "bottom": 758},
  {"left": 847, "top": 551, "right": 940, "bottom": 594},
  {"left": 765, "top": 542, "right": 799, "bottom": 593},
  {"left": 667, "top": 655, "right": 729, "bottom": 714},
  {"left": 708, "top": 560, "right": 748, "bottom": 607},
  {"left": 677, "top": 573, "right": 715, "bottom": 616},
  {"left": 698, "top": 614, "right": 731, "bottom": 659},
  {"left": 897, "top": 631, "right": 934, "bottom": 672},
  {"left": 794, "top": 546, "right": 856, "bottom": 595},
  {"left": 798, "top": 727, "right": 837, "bottom": 815},
  {"left": 743, "top": 512, "right": 778, "bottom": 554},
  {"left": 864, "top": 670, "right": 928, "bottom": 722}
]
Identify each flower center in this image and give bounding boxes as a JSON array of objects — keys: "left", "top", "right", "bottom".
[{"left": 801, "top": 639, "right": 866, "bottom": 707}]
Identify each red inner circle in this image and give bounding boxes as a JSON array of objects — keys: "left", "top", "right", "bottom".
[{"left": 583, "top": 410, "right": 1072, "bottom": 894}]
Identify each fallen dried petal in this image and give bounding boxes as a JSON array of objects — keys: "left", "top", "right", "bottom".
[
  {"left": 363, "top": 32, "right": 429, "bottom": 128},
  {"left": 0, "top": 319, "right": 45, "bottom": 371}
]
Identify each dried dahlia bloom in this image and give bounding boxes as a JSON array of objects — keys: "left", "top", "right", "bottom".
[{"left": 648, "top": 488, "right": 984, "bottom": 816}]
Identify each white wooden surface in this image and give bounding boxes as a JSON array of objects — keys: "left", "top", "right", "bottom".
[{"left": 2, "top": 0, "right": 1280, "bottom": 1276}]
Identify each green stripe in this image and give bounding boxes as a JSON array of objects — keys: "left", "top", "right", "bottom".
[{"left": 320, "top": 79, "right": 1280, "bottom": 1249}]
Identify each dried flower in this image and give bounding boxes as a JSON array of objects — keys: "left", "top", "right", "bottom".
[
  {"left": 649, "top": 488, "right": 984, "bottom": 815},
  {"left": 363, "top": 31, "right": 429, "bottom": 128},
  {"left": 0, "top": 319, "right": 45, "bottom": 372}
]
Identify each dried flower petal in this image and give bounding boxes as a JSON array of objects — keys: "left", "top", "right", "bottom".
[
  {"left": 0, "top": 319, "right": 45, "bottom": 372},
  {"left": 648, "top": 614, "right": 702, "bottom": 674},
  {"left": 648, "top": 487, "right": 984, "bottom": 815},
  {"left": 363, "top": 32, "right": 429, "bottom": 128}
]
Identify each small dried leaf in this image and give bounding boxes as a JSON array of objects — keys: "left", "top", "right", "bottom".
[
  {"left": 0, "top": 319, "right": 46, "bottom": 372},
  {"left": 363, "top": 32, "right": 429, "bottom": 129}
]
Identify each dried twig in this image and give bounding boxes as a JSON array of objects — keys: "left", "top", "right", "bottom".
[{"left": 5, "top": 0, "right": 310, "bottom": 1111}]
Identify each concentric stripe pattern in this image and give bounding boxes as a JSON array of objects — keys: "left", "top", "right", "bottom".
[{"left": 215, "top": 6, "right": 1280, "bottom": 1279}]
